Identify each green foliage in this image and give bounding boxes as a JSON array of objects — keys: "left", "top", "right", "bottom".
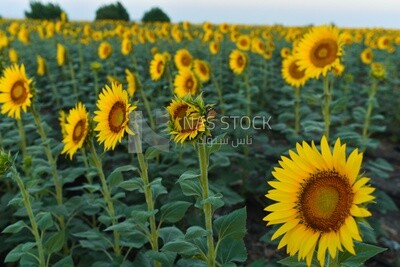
[
  {"left": 95, "top": 1, "right": 130, "bottom": 21},
  {"left": 141, "top": 7, "right": 170, "bottom": 23},
  {"left": 24, "top": 1, "right": 63, "bottom": 20}
]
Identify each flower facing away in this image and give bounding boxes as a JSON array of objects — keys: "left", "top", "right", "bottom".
[
  {"left": 166, "top": 96, "right": 210, "bottom": 144},
  {"left": 57, "top": 43, "right": 67, "bottom": 66},
  {"left": 61, "top": 103, "right": 89, "bottom": 159},
  {"left": 0, "top": 64, "right": 33, "bottom": 120},
  {"left": 93, "top": 82, "right": 136, "bottom": 150},
  {"left": 281, "top": 55, "right": 308, "bottom": 88},
  {"left": 98, "top": 41, "right": 113, "bottom": 60},
  {"left": 174, "top": 48, "right": 193, "bottom": 70},
  {"left": 193, "top": 59, "right": 211, "bottom": 83},
  {"left": 294, "top": 25, "right": 344, "bottom": 78},
  {"left": 174, "top": 69, "right": 199, "bottom": 98},
  {"left": 36, "top": 55, "right": 46, "bottom": 76},
  {"left": 125, "top": 69, "right": 138, "bottom": 98},
  {"left": 149, "top": 53, "right": 166, "bottom": 81},
  {"left": 121, "top": 38, "right": 132, "bottom": 56},
  {"left": 264, "top": 136, "right": 375, "bottom": 266},
  {"left": 229, "top": 49, "right": 248, "bottom": 75},
  {"left": 8, "top": 48, "right": 18, "bottom": 63}
]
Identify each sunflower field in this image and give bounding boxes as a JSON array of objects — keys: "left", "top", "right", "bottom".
[{"left": 0, "top": 16, "right": 400, "bottom": 267}]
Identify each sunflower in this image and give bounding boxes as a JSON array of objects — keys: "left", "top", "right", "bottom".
[
  {"left": 37, "top": 55, "right": 46, "bottom": 76},
  {"left": 236, "top": 35, "right": 251, "bottom": 51},
  {"left": 125, "top": 68, "right": 137, "bottom": 98},
  {"left": 98, "top": 41, "right": 112, "bottom": 60},
  {"left": 8, "top": 48, "right": 18, "bottom": 63},
  {"left": 121, "top": 38, "right": 132, "bottom": 56},
  {"left": 332, "top": 63, "right": 345, "bottom": 77},
  {"left": 193, "top": 59, "right": 211, "bottom": 83},
  {"left": 282, "top": 56, "right": 308, "bottom": 88},
  {"left": 229, "top": 49, "right": 247, "bottom": 75},
  {"left": 59, "top": 110, "right": 68, "bottom": 138},
  {"left": 294, "top": 25, "right": 344, "bottom": 78},
  {"left": 264, "top": 136, "right": 375, "bottom": 266},
  {"left": 370, "top": 62, "right": 386, "bottom": 80},
  {"left": 166, "top": 97, "right": 207, "bottom": 144},
  {"left": 0, "top": 64, "right": 33, "bottom": 120},
  {"left": 93, "top": 82, "right": 136, "bottom": 150},
  {"left": 57, "top": 43, "right": 67, "bottom": 66},
  {"left": 61, "top": 103, "right": 89, "bottom": 159},
  {"left": 174, "top": 69, "right": 199, "bottom": 97},
  {"left": 149, "top": 53, "right": 166, "bottom": 81},
  {"left": 280, "top": 47, "right": 291, "bottom": 58},
  {"left": 360, "top": 48, "right": 373, "bottom": 65},
  {"left": 377, "top": 35, "right": 390, "bottom": 50},
  {"left": 174, "top": 49, "right": 193, "bottom": 70},
  {"left": 209, "top": 41, "right": 220, "bottom": 55}
]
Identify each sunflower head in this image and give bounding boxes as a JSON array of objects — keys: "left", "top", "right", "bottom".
[
  {"left": 8, "top": 48, "right": 18, "bottom": 63},
  {"left": 93, "top": 82, "right": 136, "bottom": 151},
  {"left": 0, "top": 64, "right": 33, "bottom": 120},
  {"left": 280, "top": 47, "right": 291, "bottom": 58},
  {"left": 264, "top": 136, "right": 375, "bottom": 266},
  {"left": 360, "top": 48, "right": 373, "bottom": 65},
  {"left": 150, "top": 53, "right": 166, "bottom": 81},
  {"left": 61, "top": 102, "right": 90, "bottom": 160},
  {"left": 282, "top": 55, "right": 308, "bottom": 88},
  {"left": 98, "top": 41, "right": 113, "bottom": 60},
  {"left": 174, "top": 69, "right": 199, "bottom": 98},
  {"left": 121, "top": 38, "right": 132, "bottom": 56},
  {"left": 229, "top": 49, "right": 248, "bottom": 75},
  {"left": 209, "top": 41, "right": 220, "bottom": 55},
  {"left": 236, "top": 35, "right": 251, "bottom": 51},
  {"left": 174, "top": 49, "right": 193, "bottom": 70},
  {"left": 0, "top": 148, "right": 12, "bottom": 176},
  {"left": 125, "top": 68, "right": 138, "bottom": 98},
  {"left": 294, "top": 25, "right": 344, "bottom": 78},
  {"left": 57, "top": 43, "right": 67, "bottom": 66},
  {"left": 91, "top": 61, "right": 102, "bottom": 72},
  {"left": 370, "top": 62, "right": 386, "bottom": 80},
  {"left": 59, "top": 110, "right": 68, "bottom": 138},
  {"left": 36, "top": 55, "right": 46, "bottom": 76},
  {"left": 166, "top": 95, "right": 210, "bottom": 144},
  {"left": 193, "top": 59, "right": 211, "bottom": 83}
]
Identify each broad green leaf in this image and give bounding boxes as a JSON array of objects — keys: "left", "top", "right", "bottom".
[
  {"left": 145, "top": 250, "right": 176, "bottom": 266},
  {"left": 185, "top": 226, "right": 208, "bottom": 240},
  {"left": 160, "top": 201, "right": 192, "bottom": 223},
  {"left": 178, "top": 178, "right": 202, "bottom": 197},
  {"left": 36, "top": 212, "right": 54, "bottom": 231},
  {"left": 162, "top": 240, "right": 200, "bottom": 256},
  {"left": 216, "top": 239, "right": 247, "bottom": 264},
  {"left": 45, "top": 231, "right": 65, "bottom": 254},
  {"left": 160, "top": 226, "right": 185, "bottom": 243},
  {"left": 214, "top": 207, "right": 247, "bottom": 241},
  {"left": 53, "top": 256, "right": 74, "bottom": 267},
  {"left": 339, "top": 242, "right": 387, "bottom": 267},
  {"left": 118, "top": 178, "right": 143, "bottom": 191},
  {"left": 2, "top": 220, "right": 29, "bottom": 234}
]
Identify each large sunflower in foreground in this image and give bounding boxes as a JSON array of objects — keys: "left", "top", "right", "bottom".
[
  {"left": 294, "top": 25, "right": 344, "bottom": 78},
  {"left": 282, "top": 55, "right": 308, "bottom": 88},
  {"left": 61, "top": 102, "right": 89, "bottom": 159},
  {"left": 174, "top": 69, "right": 199, "bottom": 97},
  {"left": 0, "top": 64, "right": 33, "bottom": 120},
  {"left": 264, "top": 136, "right": 375, "bottom": 266},
  {"left": 93, "top": 82, "right": 136, "bottom": 150},
  {"left": 229, "top": 49, "right": 247, "bottom": 75}
]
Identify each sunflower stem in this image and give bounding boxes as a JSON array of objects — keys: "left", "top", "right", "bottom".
[
  {"left": 68, "top": 58, "right": 78, "bottom": 100},
  {"left": 17, "top": 118, "right": 29, "bottom": 175},
  {"left": 46, "top": 70, "right": 61, "bottom": 107},
  {"left": 198, "top": 139, "right": 216, "bottom": 267},
  {"left": 93, "top": 70, "right": 99, "bottom": 97},
  {"left": 138, "top": 81, "right": 156, "bottom": 130},
  {"left": 80, "top": 147, "right": 92, "bottom": 185},
  {"left": 10, "top": 166, "right": 46, "bottom": 267},
  {"left": 132, "top": 134, "right": 161, "bottom": 267},
  {"left": 166, "top": 61, "right": 174, "bottom": 95},
  {"left": 322, "top": 75, "right": 331, "bottom": 140},
  {"left": 212, "top": 71, "right": 225, "bottom": 113},
  {"left": 31, "top": 104, "right": 66, "bottom": 251},
  {"left": 244, "top": 72, "right": 252, "bottom": 119},
  {"left": 294, "top": 87, "right": 301, "bottom": 134},
  {"left": 88, "top": 139, "right": 121, "bottom": 257},
  {"left": 362, "top": 79, "right": 378, "bottom": 151}
]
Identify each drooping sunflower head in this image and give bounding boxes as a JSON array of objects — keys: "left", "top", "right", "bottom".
[
  {"left": 264, "top": 136, "right": 375, "bottom": 266},
  {"left": 0, "top": 64, "right": 33, "bottom": 120},
  {"left": 174, "top": 48, "right": 193, "bottom": 70},
  {"left": 61, "top": 102, "right": 90, "bottom": 160},
  {"left": 166, "top": 96, "right": 209, "bottom": 144},
  {"left": 98, "top": 41, "right": 113, "bottom": 60},
  {"left": 93, "top": 82, "right": 136, "bottom": 151},
  {"left": 229, "top": 49, "right": 248, "bottom": 75},
  {"left": 360, "top": 48, "right": 373, "bottom": 65},
  {"left": 281, "top": 55, "right": 308, "bottom": 88},
  {"left": 36, "top": 55, "right": 46, "bottom": 76},
  {"left": 125, "top": 68, "right": 138, "bottom": 98},
  {"left": 57, "top": 43, "right": 67, "bottom": 66},
  {"left": 121, "top": 38, "right": 132, "bottom": 56},
  {"left": 150, "top": 53, "right": 166, "bottom": 81},
  {"left": 193, "top": 59, "right": 211, "bottom": 83},
  {"left": 174, "top": 69, "right": 199, "bottom": 98},
  {"left": 294, "top": 25, "right": 344, "bottom": 78}
]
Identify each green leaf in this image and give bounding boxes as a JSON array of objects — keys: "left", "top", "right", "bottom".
[
  {"left": 178, "top": 178, "right": 202, "bottom": 197},
  {"left": 132, "top": 209, "right": 158, "bottom": 225},
  {"left": 105, "top": 221, "right": 135, "bottom": 232},
  {"left": 4, "top": 242, "right": 36, "bottom": 263},
  {"left": 200, "top": 193, "right": 224, "bottom": 210},
  {"left": 177, "top": 170, "right": 200, "bottom": 182},
  {"left": 160, "top": 226, "right": 185, "bottom": 243},
  {"left": 145, "top": 147, "right": 160, "bottom": 159},
  {"left": 216, "top": 239, "right": 247, "bottom": 264},
  {"left": 107, "top": 165, "right": 137, "bottom": 188},
  {"left": 160, "top": 201, "right": 192, "bottom": 223},
  {"left": 279, "top": 256, "right": 316, "bottom": 266},
  {"left": 118, "top": 178, "right": 143, "bottom": 191},
  {"left": 339, "top": 242, "right": 387, "bottom": 267},
  {"left": 2, "top": 220, "right": 29, "bottom": 234},
  {"left": 45, "top": 231, "right": 65, "bottom": 254},
  {"left": 214, "top": 207, "right": 247, "bottom": 241},
  {"left": 185, "top": 226, "right": 208, "bottom": 240},
  {"left": 145, "top": 250, "right": 176, "bottom": 266},
  {"left": 150, "top": 177, "right": 168, "bottom": 199},
  {"left": 162, "top": 240, "right": 200, "bottom": 256},
  {"left": 53, "top": 256, "right": 74, "bottom": 267},
  {"left": 177, "top": 258, "right": 209, "bottom": 267},
  {"left": 36, "top": 212, "right": 54, "bottom": 231}
]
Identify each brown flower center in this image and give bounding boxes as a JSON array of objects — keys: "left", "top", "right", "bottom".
[
  {"left": 156, "top": 60, "right": 164, "bottom": 74},
  {"left": 185, "top": 77, "right": 194, "bottom": 90},
  {"left": 298, "top": 170, "right": 353, "bottom": 232},
  {"left": 289, "top": 61, "right": 306, "bottom": 80},
  {"left": 72, "top": 119, "right": 86, "bottom": 143},
  {"left": 310, "top": 38, "right": 339, "bottom": 68},
  {"left": 11, "top": 81, "right": 28, "bottom": 104},
  {"left": 108, "top": 101, "right": 126, "bottom": 133},
  {"left": 181, "top": 54, "right": 191, "bottom": 67},
  {"left": 237, "top": 55, "right": 244, "bottom": 68}
]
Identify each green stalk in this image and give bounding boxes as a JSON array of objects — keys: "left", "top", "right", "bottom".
[
  {"left": 17, "top": 119, "right": 28, "bottom": 165},
  {"left": 11, "top": 166, "right": 46, "bottom": 267},
  {"left": 244, "top": 72, "right": 252, "bottom": 118},
  {"left": 362, "top": 80, "right": 378, "bottom": 151},
  {"left": 31, "top": 104, "right": 65, "bottom": 232},
  {"left": 198, "top": 140, "right": 216, "bottom": 266},
  {"left": 132, "top": 134, "right": 160, "bottom": 267},
  {"left": 322, "top": 75, "right": 331, "bottom": 140},
  {"left": 138, "top": 81, "right": 156, "bottom": 130},
  {"left": 88, "top": 139, "right": 121, "bottom": 257},
  {"left": 68, "top": 59, "right": 78, "bottom": 99},
  {"left": 294, "top": 87, "right": 301, "bottom": 134},
  {"left": 166, "top": 61, "right": 174, "bottom": 95},
  {"left": 46, "top": 70, "right": 60, "bottom": 107},
  {"left": 93, "top": 71, "right": 99, "bottom": 96},
  {"left": 212, "top": 72, "right": 225, "bottom": 113}
]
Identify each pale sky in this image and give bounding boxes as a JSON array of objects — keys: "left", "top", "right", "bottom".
[{"left": 1, "top": 0, "right": 399, "bottom": 28}]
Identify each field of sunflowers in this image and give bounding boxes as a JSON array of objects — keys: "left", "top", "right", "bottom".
[{"left": 0, "top": 17, "right": 400, "bottom": 267}]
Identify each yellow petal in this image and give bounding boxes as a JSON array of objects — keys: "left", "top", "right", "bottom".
[
  {"left": 350, "top": 205, "right": 372, "bottom": 217},
  {"left": 339, "top": 225, "right": 355, "bottom": 254},
  {"left": 320, "top": 136, "right": 333, "bottom": 169},
  {"left": 345, "top": 149, "right": 363, "bottom": 184},
  {"left": 264, "top": 202, "right": 297, "bottom": 212},
  {"left": 271, "top": 219, "right": 300, "bottom": 240},
  {"left": 317, "top": 234, "right": 329, "bottom": 266},
  {"left": 344, "top": 216, "right": 362, "bottom": 241},
  {"left": 352, "top": 177, "right": 370, "bottom": 191}
]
